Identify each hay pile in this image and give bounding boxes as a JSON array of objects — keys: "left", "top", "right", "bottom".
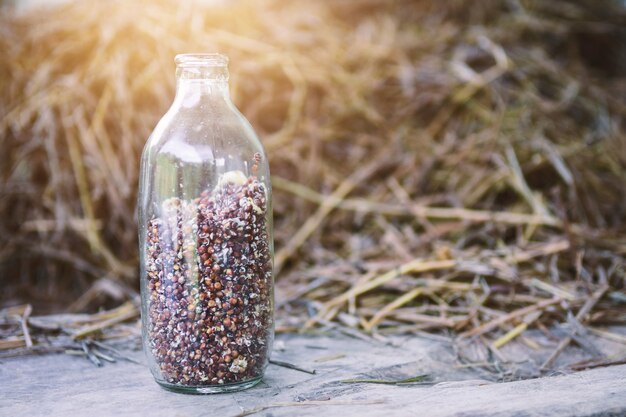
[{"left": 1, "top": 0, "right": 625, "bottom": 361}]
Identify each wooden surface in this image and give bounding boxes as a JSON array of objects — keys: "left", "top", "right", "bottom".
[{"left": 2, "top": 332, "right": 626, "bottom": 417}]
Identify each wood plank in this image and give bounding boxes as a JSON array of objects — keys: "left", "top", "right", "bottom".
[{"left": 1, "top": 333, "right": 625, "bottom": 417}]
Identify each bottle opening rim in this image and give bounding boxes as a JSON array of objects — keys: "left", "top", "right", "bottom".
[{"left": 175, "top": 53, "right": 229, "bottom": 67}]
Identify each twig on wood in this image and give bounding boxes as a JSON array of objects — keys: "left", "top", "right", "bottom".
[
  {"left": 339, "top": 374, "right": 428, "bottom": 385},
  {"left": 316, "top": 319, "right": 383, "bottom": 344},
  {"left": 20, "top": 304, "right": 33, "bottom": 349},
  {"left": 304, "top": 345, "right": 329, "bottom": 350},
  {"left": 65, "top": 349, "right": 88, "bottom": 356},
  {"left": 269, "top": 359, "right": 316, "bottom": 374},
  {"left": 81, "top": 341, "right": 102, "bottom": 367},
  {"left": 568, "top": 355, "right": 626, "bottom": 371},
  {"left": 313, "top": 353, "right": 346, "bottom": 363},
  {"left": 0, "top": 345, "right": 67, "bottom": 359},
  {"left": 90, "top": 340, "right": 142, "bottom": 364},
  {"left": 64, "top": 345, "right": 115, "bottom": 364},
  {"left": 92, "top": 347, "right": 117, "bottom": 363}
]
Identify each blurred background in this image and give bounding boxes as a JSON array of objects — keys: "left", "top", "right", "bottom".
[{"left": 0, "top": 0, "right": 625, "bottom": 337}]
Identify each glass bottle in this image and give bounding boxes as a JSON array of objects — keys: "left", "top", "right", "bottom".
[{"left": 138, "top": 54, "right": 273, "bottom": 394}]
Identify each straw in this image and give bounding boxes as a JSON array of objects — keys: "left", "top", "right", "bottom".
[{"left": 0, "top": 0, "right": 624, "bottom": 368}]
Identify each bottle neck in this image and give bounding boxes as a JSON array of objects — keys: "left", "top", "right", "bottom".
[{"left": 173, "top": 65, "right": 230, "bottom": 105}]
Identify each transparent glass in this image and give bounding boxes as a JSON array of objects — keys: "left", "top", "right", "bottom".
[{"left": 138, "top": 54, "right": 273, "bottom": 394}]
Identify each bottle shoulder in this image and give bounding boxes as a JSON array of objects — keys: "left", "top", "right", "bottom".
[{"left": 141, "top": 104, "right": 267, "bottom": 169}]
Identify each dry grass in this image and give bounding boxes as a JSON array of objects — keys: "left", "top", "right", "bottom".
[{"left": 0, "top": 0, "right": 625, "bottom": 369}]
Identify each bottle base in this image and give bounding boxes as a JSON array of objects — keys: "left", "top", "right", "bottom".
[{"left": 155, "top": 376, "right": 262, "bottom": 394}]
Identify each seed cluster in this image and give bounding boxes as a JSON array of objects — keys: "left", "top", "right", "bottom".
[{"left": 144, "top": 172, "right": 272, "bottom": 386}]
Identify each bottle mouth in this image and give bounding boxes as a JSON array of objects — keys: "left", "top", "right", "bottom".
[{"left": 175, "top": 53, "right": 228, "bottom": 67}]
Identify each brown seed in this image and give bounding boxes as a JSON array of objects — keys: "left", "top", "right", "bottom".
[{"left": 145, "top": 176, "right": 271, "bottom": 386}]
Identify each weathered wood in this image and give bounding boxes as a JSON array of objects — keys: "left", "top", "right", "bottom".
[{"left": 1, "top": 333, "right": 625, "bottom": 417}]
